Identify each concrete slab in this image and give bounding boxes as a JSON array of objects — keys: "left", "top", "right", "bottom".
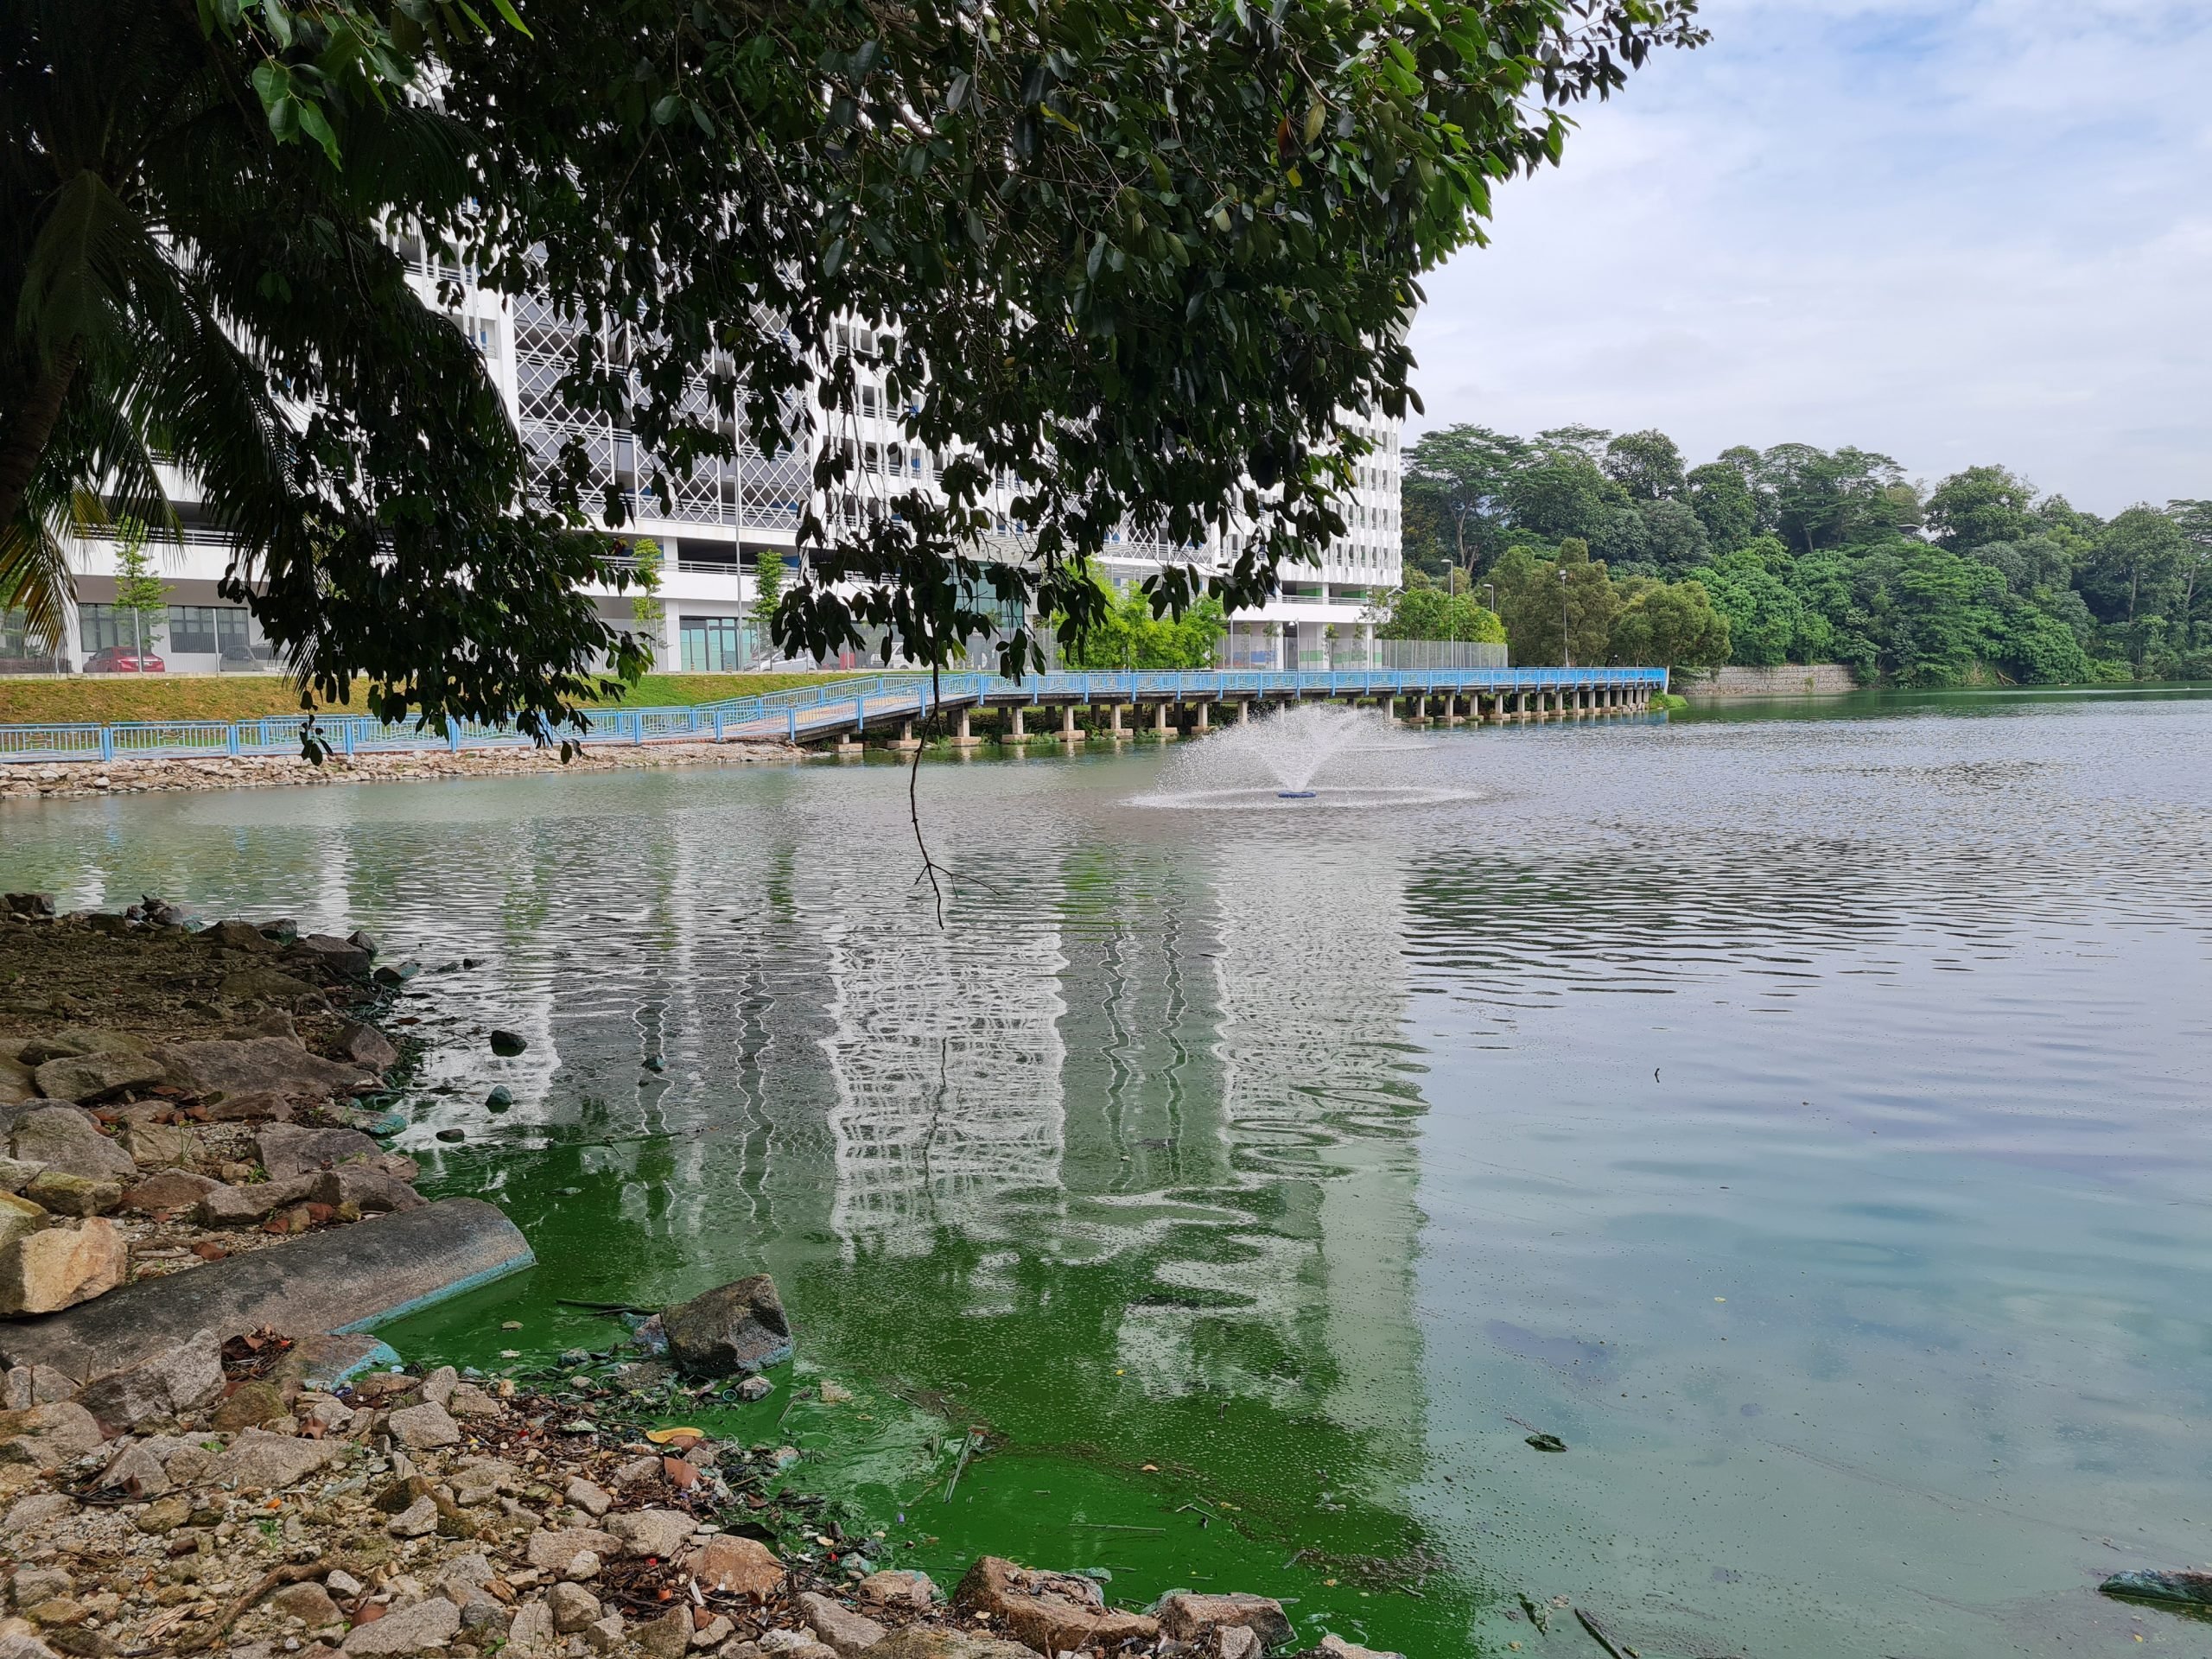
[{"left": 0, "top": 1198, "right": 532, "bottom": 1382}]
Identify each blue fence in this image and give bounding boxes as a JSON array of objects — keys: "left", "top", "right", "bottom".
[{"left": 0, "top": 665, "right": 1669, "bottom": 765}]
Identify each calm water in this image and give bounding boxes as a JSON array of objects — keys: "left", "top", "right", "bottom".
[{"left": 5, "top": 688, "right": 2211, "bottom": 1656}]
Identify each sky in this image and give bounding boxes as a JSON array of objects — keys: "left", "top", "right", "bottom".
[{"left": 1406, "top": 0, "right": 2212, "bottom": 513}]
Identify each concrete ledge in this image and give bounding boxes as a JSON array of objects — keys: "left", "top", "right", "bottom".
[{"left": 0, "top": 1198, "right": 533, "bottom": 1382}]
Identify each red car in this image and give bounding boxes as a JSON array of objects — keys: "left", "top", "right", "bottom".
[{"left": 82, "top": 646, "right": 164, "bottom": 673}]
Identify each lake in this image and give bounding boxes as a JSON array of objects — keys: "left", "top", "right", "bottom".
[{"left": 3, "top": 686, "right": 2209, "bottom": 1656}]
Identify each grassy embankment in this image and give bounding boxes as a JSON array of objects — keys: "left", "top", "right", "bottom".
[{"left": 0, "top": 673, "right": 880, "bottom": 725}]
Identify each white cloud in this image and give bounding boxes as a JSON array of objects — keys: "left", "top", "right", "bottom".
[{"left": 1406, "top": 0, "right": 2212, "bottom": 512}]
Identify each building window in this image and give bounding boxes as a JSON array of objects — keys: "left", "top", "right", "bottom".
[
  {"left": 166, "top": 606, "right": 219, "bottom": 653},
  {"left": 679, "top": 614, "right": 747, "bottom": 672},
  {"left": 79, "top": 604, "right": 159, "bottom": 653}
]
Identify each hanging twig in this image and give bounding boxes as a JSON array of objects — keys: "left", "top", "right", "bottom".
[{"left": 910, "top": 660, "right": 950, "bottom": 928}]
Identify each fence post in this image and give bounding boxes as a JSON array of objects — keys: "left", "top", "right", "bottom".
[
  {"left": 632, "top": 711, "right": 644, "bottom": 747},
  {"left": 787, "top": 708, "right": 798, "bottom": 741},
  {"left": 448, "top": 723, "right": 462, "bottom": 753},
  {"left": 854, "top": 696, "right": 865, "bottom": 735},
  {"left": 226, "top": 724, "right": 240, "bottom": 758},
  {"left": 99, "top": 727, "right": 114, "bottom": 764},
  {"left": 343, "top": 721, "right": 356, "bottom": 758},
  {"left": 714, "top": 710, "right": 725, "bottom": 741}
]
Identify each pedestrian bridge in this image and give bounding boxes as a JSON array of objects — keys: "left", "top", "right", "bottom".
[{"left": 0, "top": 665, "right": 1669, "bottom": 766}]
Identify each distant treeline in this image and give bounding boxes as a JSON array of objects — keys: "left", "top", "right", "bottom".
[{"left": 1395, "top": 424, "right": 2210, "bottom": 683}]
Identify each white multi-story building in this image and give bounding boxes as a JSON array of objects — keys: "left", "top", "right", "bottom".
[{"left": 27, "top": 264, "right": 1400, "bottom": 677}]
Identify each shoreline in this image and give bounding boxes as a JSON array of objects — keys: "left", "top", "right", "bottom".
[
  {"left": 0, "top": 898, "right": 1394, "bottom": 1659},
  {"left": 0, "top": 741, "right": 803, "bottom": 802}
]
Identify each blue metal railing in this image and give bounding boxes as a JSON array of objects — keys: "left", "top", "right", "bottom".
[{"left": 0, "top": 665, "right": 1669, "bottom": 765}]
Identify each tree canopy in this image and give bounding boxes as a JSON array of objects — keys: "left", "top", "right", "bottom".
[
  {"left": 2, "top": 0, "right": 1704, "bottom": 738},
  {"left": 1402, "top": 421, "right": 2212, "bottom": 684}
]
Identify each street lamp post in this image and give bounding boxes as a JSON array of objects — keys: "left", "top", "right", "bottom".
[{"left": 1559, "top": 567, "right": 1571, "bottom": 670}]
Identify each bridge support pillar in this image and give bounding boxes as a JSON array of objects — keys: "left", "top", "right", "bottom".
[
  {"left": 1008, "top": 706, "right": 1026, "bottom": 741},
  {"left": 836, "top": 734, "right": 865, "bottom": 755},
  {"left": 1152, "top": 701, "right": 1175, "bottom": 741},
  {"left": 1194, "top": 700, "right": 1211, "bottom": 733},
  {"left": 951, "top": 709, "right": 982, "bottom": 748},
  {"left": 1408, "top": 695, "right": 1430, "bottom": 726},
  {"left": 1237, "top": 698, "right": 1252, "bottom": 725},
  {"left": 1059, "top": 704, "right": 1084, "bottom": 743},
  {"left": 1443, "top": 693, "right": 1465, "bottom": 725},
  {"left": 893, "top": 719, "right": 922, "bottom": 752},
  {"left": 1109, "top": 703, "right": 1127, "bottom": 738}
]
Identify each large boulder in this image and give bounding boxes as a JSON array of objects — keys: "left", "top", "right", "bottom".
[
  {"left": 286, "top": 934, "right": 375, "bottom": 981},
  {"left": 21, "top": 1171, "right": 121, "bottom": 1217},
  {"left": 194, "top": 1175, "right": 317, "bottom": 1230},
  {"left": 0, "top": 1219, "right": 126, "bottom": 1314},
  {"left": 212, "top": 1427, "right": 343, "bottom": 1491},
  {"left": 307, "top": 1165, "right": 423, "bottom": 1214},
  {"left": 954, "top": 1558, "right": 1160, "bottom": 1656},
  {"left": 797, "top": 1592, "right": 887, "bottom": 1657},
  {"left": 256, "top": 1124, "right": 391, "bottom": 1179},
  {"left": 16, "top": 1028, "right": 146, "bottom": 1066},
  {"left": 73, "top": 1328, "right": 224, "bottom": 1431},
  {"left": 29, "top": 1051, "right": 165, "bottom": 1103},
  {"left": 661, "top": 1274, "right": 793, "bottom": 1376},
  {"left": 218, "top": 968, "right": 328, "bottom": 1006},
  {"left": 8, "top": 1107, "right": 135, "bottom": 1180},
  {"left": 0, "top": 1192, "right": 47, "bottom": 1251},
  {"left": 334, "top": 1020, "right": 400, "bottom": 1071},
  {"left": 156, "top": 1039, "right": 369, "bottom": 1104},
  {"left": 119, "top": 1167, "right": 219, "bottom": 1214},
  {"left": 1154, "top": 1592, "right": 1295, "bottom": 1649},
  {"left": 606, "top": 1508, "right": 693, "bottom": 1560},
  {"left": 200, "top": 919, "right": 273, "bottom": 952}
]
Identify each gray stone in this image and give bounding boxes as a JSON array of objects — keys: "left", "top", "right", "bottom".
[
  {"left": 1154, "top": 1592, "right": 1295, "bottom": 1649},
  {"left": 340, "top": 1596, "right": 461, "bottom": 1655},
  {"left": 506, "top": 1602, "right": 556, "bottom": 1652},
  {"left": 255, "top": 1124, "right": 386, "bottom": 1179},
  {"left": 582, "top": 1614, "right": 626, "bottom": 1654},
  {"left": 336, "top": 1021, "right": 399, "bottom": 1071},
  {"left": 157, "top": 1039, "right": 368, "bottom": 1104},
  {"left": 549, "top": 1582, "right": 602, "bottom": 1634},
  {"left": 662, "top": 1274, "right": 794, "bottom": 1376},
  {"left": 8, "top": 1109, "right": 135, "bottom": 1180},
  {"left": 0, "top": 1402, "right": 105, "bottom": 1465},
  {"left": 211, "top": 1427, "right": 342, "bottom": 1491},
  {"left": 855, "top": 1572, "right": 934, "bottom": 1611},
  {"left": 0, "top": 1493, "right": 73, "bottom": 1533},
  {"left": 29, "top": 1051, "right": 164, "bottom": 1104},
  {"left": 0, "top": 1159, "right": 42, "bottom": 1195},
  {"left": 194, "top": 1174, "right": 316, "bottom": 1229},
  {"left": 327, "top": 1570, "right": 365, "bottom": 1599},
  {"left": 97, "top": 1440, "right": 170, "bottom": 1497},
  {"left": 307, "top": 1164, "right": 423, "bottom": 1214},
  {"left": 421, "top": 1365, "right": 457, "bottom": 1407},
  {"left": 1313, "top": 1637, "right": 1405, "bottom": 1659},
  {"left": 633, "top": 1607, "right": 692, "bottom": 1659},
  {"left": 2, "top": 1366, "right": 73, "bottom": 1409},
  {"left": 736, "top": 1375, "right": 773, "bottom": 1402},
  {"left": 0, "top": 1198, "right": 532, "bottom": 1383},
  {"left": 387, "top": 1401, "right": 461, "bottom": 1450},
  {"left": 686, "top": 1535, "right": 784, "bottom": 1598},
  {"left": 563, "top": 1477, "right": 613, "bottom": 1516},
  {"left": 1217, "top": 1629, "right": 1262, "bottom": 1659},
  {"left": 524, "top": 1528, "right": 623, "bottom": 1576},
  {"left": 269, "top": 1581, "right": 341, "bottom": 1625},
  {"left": 287, "top": 935, "right": 375, "bottom": 980},
  {"left": 75, "top": 1326, "right": 225, "bottom": 1430},
  {"left": 388, "top": 1495, "right": 439, "bottom": 1537},
  {"left": 795, "top": 1592, "right": 887, "bottom": 1657},
  {"left": 0, "top": 1192, "right": 46, "bottom": 1251},
  {"left": 607, "top": 1508, "right": 694, "bottom": 1560}
]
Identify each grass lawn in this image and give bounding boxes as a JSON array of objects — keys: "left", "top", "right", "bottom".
[{"left": 0, "top": 671, "right": 877, "bottom": 726}]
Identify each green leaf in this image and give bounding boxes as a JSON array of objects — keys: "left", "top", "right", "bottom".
[
  {"left": 260, "top": 0, "right": 293, "bottom": 48},
  {"left": 296, "top": 98, "right": 341, "bottom": 168},
  {"left": 489, "top": 0, "right": 536, "bottom": 35}
]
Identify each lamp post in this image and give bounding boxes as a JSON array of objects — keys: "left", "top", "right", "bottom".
[{"left": 1558, "top": 567, "right": 1571, "bottom": 670}]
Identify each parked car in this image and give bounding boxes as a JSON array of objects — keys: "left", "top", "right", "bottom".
[{"left": 82, "top": 646, "right": 164, "bottom": 673}]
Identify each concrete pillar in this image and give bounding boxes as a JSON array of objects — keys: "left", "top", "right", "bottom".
[
  {"left": 1152, "top": 701, "right": 1173, "bottom": 740},
  {"left": 1444, "top": 693, "right": 1465, "bottom": 726},
  {"left": 1237, "top": 698, "right": 1252, "bottom": 725},
  {"left": 1059, "top": 703, "right": 1083, "bottom": 742},
  {"left": 1109, "top": 703, "right": 1126, "bottom": 737},
  {"left": 1009, "top": 706, "right": 1026, "bottom": 741},
  {"left": 893, "top": 719, "right": 921, "bottom": 752},
  {"left": 1194, "top": 701, "right": 1211, "bottom": 733},
  {"left": 951, "top": 708, "right": 980, "bottom": 748}
]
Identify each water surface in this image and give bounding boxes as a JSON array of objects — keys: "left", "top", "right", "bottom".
[{"left": 4, "top": 687, "right": 2209, "bottom": 1656}]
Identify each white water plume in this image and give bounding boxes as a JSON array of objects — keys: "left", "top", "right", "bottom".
[{"left": 1140, "top": 702, "right": 1472, "bottom": 810}]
